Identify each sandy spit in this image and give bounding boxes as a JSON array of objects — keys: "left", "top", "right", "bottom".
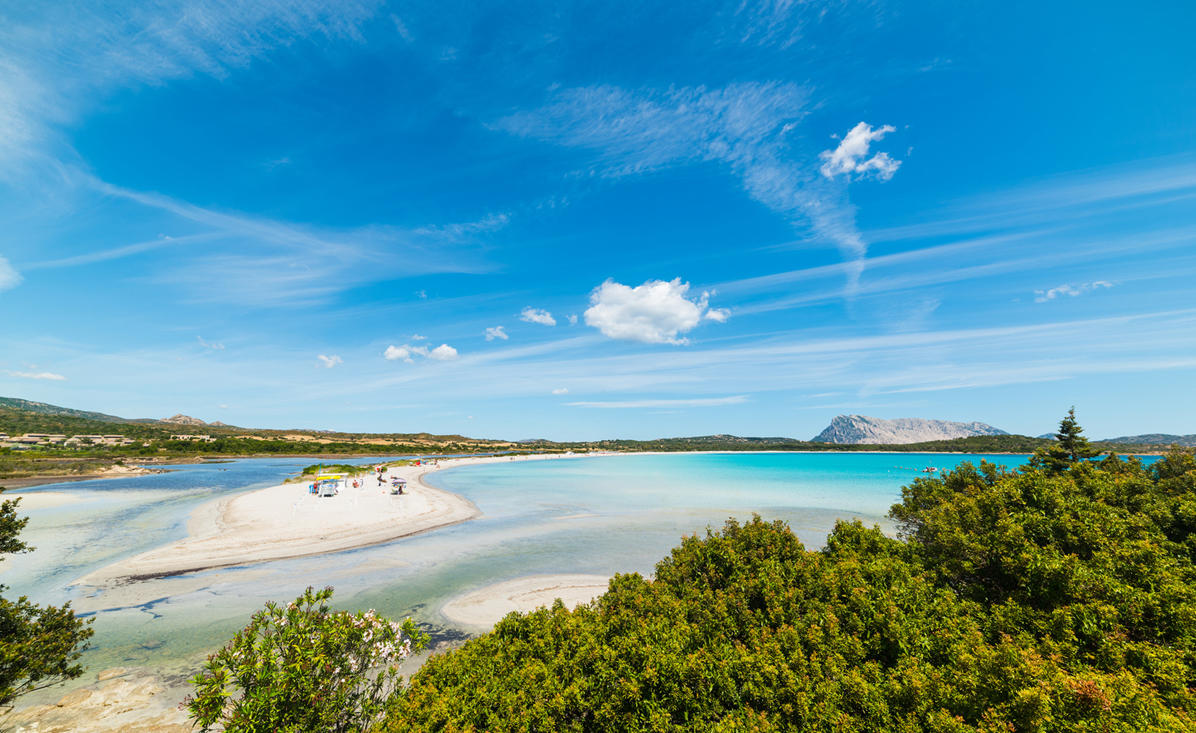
[{"left": 72, "top": 453, "right": 579, "bottom": 594}]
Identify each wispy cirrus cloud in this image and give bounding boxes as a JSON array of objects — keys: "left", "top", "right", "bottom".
[
  {"left": 1035, "top": 281, "right": 1113, "bottom": 303},
  {"left": 567, "top": 396, "right": 749, "bottom": 409},
  {"left": 494, "top": 82, "right": 879, "bottom": 289},
  {"left": 64, "top": 174, "right": 497, "bottom": 307},
  {"left": 4, "top": 370, "right": 67, "bottom": 380},
  {"left": 22, "top": 233, "right": 226, "bottom": 271},
  {"left": 0, "top": 0, "right": 382, "bottom": 169},
  {"left": 0, "top": 256, "right": 22, "bottom": 292}
]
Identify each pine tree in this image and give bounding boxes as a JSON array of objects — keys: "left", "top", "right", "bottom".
[{"left": 1032, "top": 407, "right": 1101, "bottom": 473}]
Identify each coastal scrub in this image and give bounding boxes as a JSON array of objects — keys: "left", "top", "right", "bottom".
[{"left": 379, "top": 443, "right": 1196, "bottom": 731}]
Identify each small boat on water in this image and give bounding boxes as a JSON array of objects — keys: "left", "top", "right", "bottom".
[{"left": 922, "top": 467, "right": 938, "bottom": 473}]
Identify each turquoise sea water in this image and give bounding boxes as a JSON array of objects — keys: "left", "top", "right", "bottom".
[{"left": 7, "top": 452, "right": 1043, "bottom": 691}]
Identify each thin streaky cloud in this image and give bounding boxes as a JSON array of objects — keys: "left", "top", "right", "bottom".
[
  {"left": 567, "top": 396, "right": 750, "bottom": 409},
  {"left": 495, "top": 82, "right": 875, "bottom": 290},
  {"left": 22, "top": 232, "right": 227, "bottom": 270},
  {"left": 865, "top": 157, "right": 1196, "bottom": 244},
  {"left": 0, "top": 0, "right": 381, "bottom": 167}
]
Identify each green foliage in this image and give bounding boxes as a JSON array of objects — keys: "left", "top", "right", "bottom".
[
  {"left": 301, "top": 463, "right": 366, "bottom": 476},
  {"left": 1029, "top": 407, "right": 1103, "bottom": 474},
  {"left": 186, "top": 586, "right": 429, "bottom": 733},
  {"left": 0, "top": 488, "right": 30, "bottom": 557},
  {"left": 380, "top": 436, "right": 1196, "bottom": 731},
  {"left": 0, "top": 488, "right": 94, "bottom": 711}
]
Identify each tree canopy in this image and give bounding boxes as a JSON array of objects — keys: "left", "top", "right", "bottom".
[{"left": 381, "top": 444, "right": 1196, "bottom": 732}]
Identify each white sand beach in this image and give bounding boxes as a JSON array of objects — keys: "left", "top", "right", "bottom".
[
  {"left": 73, "top": 453, "right": 575, "bottom": 596},
  {"left": 440, "top": 574, "right": 613, "bottom": 627}
]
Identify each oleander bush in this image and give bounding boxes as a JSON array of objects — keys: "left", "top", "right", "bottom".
[
  {"left": 186, "top": 587, "right": 428, "bottom": 733},
  {"left": 379, "top": 440, "right": 1196, "bottom": 731}
]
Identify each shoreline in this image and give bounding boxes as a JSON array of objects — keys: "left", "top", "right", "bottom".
[{"left": 71, "top": 453, "right": 571, "bottom": 597}]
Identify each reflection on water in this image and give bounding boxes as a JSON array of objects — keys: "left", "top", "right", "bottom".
[{"left": 7, "top": 452, "right": 1034, "bottom": 697}]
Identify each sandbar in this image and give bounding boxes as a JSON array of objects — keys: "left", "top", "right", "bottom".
[
  {"left": 440, "top": 573, "right": 612, "bottom": 627},
  {"left": 4, "top": 491, "right": 92, "bottom": 511},
  {"left": 74, "top": 453, "right": 578, "bottom": 594}
]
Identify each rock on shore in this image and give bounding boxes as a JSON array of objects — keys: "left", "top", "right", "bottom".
[{"left": 7, "top": 669, "right": 190, "bottom": 733}]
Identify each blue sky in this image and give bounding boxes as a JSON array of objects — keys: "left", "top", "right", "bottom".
[{"left": 1, "top": 0, "right": 1194, "bottom": 440}]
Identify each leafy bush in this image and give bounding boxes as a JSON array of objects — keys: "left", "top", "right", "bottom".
[
  {"left": 0, "top": 488, "right": 94, "bottom": 711},
  {"left": 380, "top": 446, "right": 1196, "bottom": 732},
  {"left": 186, "top": 587, "right": 428, "bottom": 733}
]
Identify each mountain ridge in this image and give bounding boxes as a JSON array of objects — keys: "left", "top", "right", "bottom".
[{"left": 813, "top": 415, "right": 1009, "bottom": 445}]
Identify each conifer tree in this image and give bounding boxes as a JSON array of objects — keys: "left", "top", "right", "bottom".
[{"left": 1032, "top": 406, "right": 1101, "bottom": 473}]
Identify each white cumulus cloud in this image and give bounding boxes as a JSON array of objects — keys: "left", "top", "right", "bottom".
[
  {"left": 584, "top": 278, "right": 727, "bottom": 345},
  {"left": 384, "top": 345, "right": 413, "bottom": 363},
  {"left": 567, "top": 314, "right": 578, "bottom": 325},
  {"left": 485, "top": 326, "right": 508, "bottom": 341},
  {"left": 521, "top": 307, "right": 556, "bottom": 326},
  {"left": 4, "top": 370, "right": 66, "bottom": 380},
  {"left": 552, "top": 388, "right": 569, "bottom": 395},
  {"left": 197, "top": 336, "right": 224, "bottom": 349},
  {"left": 0, "top": 256, "right": 23, "bottom": 292},
  {"left": 1034, "top": 281, "right": 1113, "bottom": 303},
  {"left": 819, "top": 122, "right": 901, "bottom": 181},
  {"left": 317, "top": 354, "right": 342, "bottom": 368},
  {"left": 412, "top": 344, "right": 459, "bottom": 361}
]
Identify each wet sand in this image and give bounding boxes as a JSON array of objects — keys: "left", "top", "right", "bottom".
[{"left": 440, "top": 573, "right": 613, "bottom": 627}]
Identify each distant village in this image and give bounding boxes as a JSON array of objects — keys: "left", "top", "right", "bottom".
[{"left": 0, "top": 433, "right": 216, "bottom": 449}]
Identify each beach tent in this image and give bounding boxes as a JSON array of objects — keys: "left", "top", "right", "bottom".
[{"left": 313, "top": 473, "right": 345, "bottom": 497}]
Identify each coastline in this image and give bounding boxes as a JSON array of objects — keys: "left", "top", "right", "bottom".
[
  {"left": 1, "top": 464, "right": 171, "bottom": 489},
  {"left": 71, "top": 453, "right": 574, "bottom": 597}
]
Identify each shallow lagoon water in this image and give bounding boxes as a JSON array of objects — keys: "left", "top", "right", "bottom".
[{"left": 7, "top": 451, "right": 1036, "bottom": 695}]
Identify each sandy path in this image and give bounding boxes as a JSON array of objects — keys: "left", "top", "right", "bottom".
[{"left": 441, "top": 574, "right": 613, "bottom": 627}]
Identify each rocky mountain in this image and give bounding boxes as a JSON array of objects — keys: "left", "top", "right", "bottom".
[
  {"left": 813, "top": 415, "right": 1009, "bottom": 445},
  {"left": 161, "top": 414, "right": 208, "bottom": 426}
]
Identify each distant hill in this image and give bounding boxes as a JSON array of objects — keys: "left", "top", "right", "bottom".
[
  {"left": 1101, "top": 433, "right": 1196, "bottom": 447},
  {"left": 662, "top": 434, "right": 803, "bottom": 444},
  {"left": 162, "top": 414, "right": 209, "bottom": 426},
  {"left": 813, "top": 415, "right": 1009, "bottom": 445},
  {"left": 0, "top": 396, "right": 154, "bottom": 424}
]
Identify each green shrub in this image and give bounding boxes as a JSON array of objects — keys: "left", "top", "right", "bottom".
[{"left": 186, "top": 587, "right": 428, "bottom": 733}]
